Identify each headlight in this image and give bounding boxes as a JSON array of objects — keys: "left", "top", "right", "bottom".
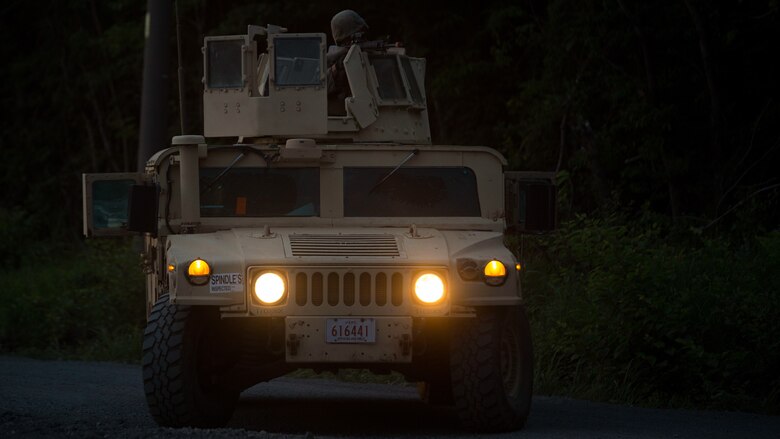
[
  {"left": 483, "top": 260, "right": 507, "bottom": 286},
  {"left": 414, "top": 273, "right": 446, "bottom": 304},
  {"left": 187, "top": 259, "right": 210, "bottom": 285},
  {"left": 253, "top": 272, "right": 286, "bottom": 305}
]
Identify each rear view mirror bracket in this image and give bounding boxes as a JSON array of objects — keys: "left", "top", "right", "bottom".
[{"left": 128, "top": 184, "right": 159, "bottom": 236}]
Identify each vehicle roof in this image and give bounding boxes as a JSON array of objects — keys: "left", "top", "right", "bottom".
[{"left": 147, "top": 143, "right": 507, "bottom": 168}]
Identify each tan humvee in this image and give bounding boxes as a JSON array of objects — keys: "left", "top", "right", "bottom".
[{"left": 83, "top": 23, "right": 555, "bottom": 432}]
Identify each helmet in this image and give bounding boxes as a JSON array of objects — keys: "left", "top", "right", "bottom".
[{"left": 330, "top": 10, "right": 368, "bottom": 46}]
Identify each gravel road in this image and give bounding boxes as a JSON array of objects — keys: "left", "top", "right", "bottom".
[{"left": 1, "top": 355, "right": 779, "bottom": 438}]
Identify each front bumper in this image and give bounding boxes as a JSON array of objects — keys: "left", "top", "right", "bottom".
[{"left": 284, "top": 316, "right": 413, "bottom": 363}]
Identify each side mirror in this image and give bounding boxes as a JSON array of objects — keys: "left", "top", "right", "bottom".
[
  {"left": 505, "top": 172, "right": 557, "bottom": 233},
  {"left": 127, "top": 184, "right": 158, "bottom": 235}
]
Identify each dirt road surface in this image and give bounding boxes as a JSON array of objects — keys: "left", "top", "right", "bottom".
[{"left": 1, "top": 355, "right": 779, "bottom": 438}]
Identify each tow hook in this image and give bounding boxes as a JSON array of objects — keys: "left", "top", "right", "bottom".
[{"left": 287, "top": 334, "right": 301, "bottom": 356}]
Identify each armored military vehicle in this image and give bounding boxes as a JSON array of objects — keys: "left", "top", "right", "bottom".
[{"left": 82, "top": 22, "right": 555, "bottom": 432}]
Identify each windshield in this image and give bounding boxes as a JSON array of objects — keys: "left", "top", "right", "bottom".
[
  {"left": 207, "top": 40, "right": 243, "bottom": 88},
  {"left": 344, "top": 167, "right": 481, "bottom": 217},
  {"left": 199, "top": 167, "right": 319, "bottom": 217},
  {"left": 274, "top": 37, "right": 322, "bottom": 86}
]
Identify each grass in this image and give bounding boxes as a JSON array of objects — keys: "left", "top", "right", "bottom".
[
  {"left": 0, "top": 239, "right": 145, "bottom": 363},
  {"left": 513, "top": 215, "right": 780, "bottom": 414}
]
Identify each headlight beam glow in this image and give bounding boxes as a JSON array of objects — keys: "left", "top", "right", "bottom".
[
  {"left": 414, "top": 273, "right": 445, "bottom": 304},
  {"left": 254, "top": 272, "right": 286, "bottom": 305}
]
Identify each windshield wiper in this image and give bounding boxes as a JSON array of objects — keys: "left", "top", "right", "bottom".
[
  {"left": 200, "top": 152, "right": 245, "bottom": 196},
  {"left": 369, "top": 149, "right": 419, "bottom": 193},
  {"left": 199, "top": 146, "right": 278, "bottom": 196}
]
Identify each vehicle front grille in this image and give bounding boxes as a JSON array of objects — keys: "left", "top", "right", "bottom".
[
  {"left": 290, "top": 268, "right": 406, "bottom": 309},
  {"left": 287, "top": 234, "right": 402, "bottom": 258}
]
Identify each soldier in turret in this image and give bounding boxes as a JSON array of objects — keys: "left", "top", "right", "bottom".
[{"left": 327, "top": 10, "right": 369, "bottom": 115}]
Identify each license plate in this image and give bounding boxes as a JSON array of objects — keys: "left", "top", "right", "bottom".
[{"left": 326, "top": 318, "right": 376, "bottom": 344}]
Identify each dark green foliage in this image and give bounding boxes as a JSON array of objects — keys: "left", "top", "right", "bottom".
[
  {"left": 0, "top": 240, "right": 145, "bottom": 362},
  {"left": 519, "top": 216, "right": 780, "bottom": 412},
  {"left": 0, "top": 208, "right": 34, "bottom": 268},
  {"left": 0, "top": 0, "right": 145, "bottom": 244}
]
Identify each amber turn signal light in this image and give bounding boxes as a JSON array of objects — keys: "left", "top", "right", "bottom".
[
  {"left": 483, "top": 260, "right": 507, "bottom": 286},
  {"left": 187, "top": 259, "right": 211, "bottom": 285}
]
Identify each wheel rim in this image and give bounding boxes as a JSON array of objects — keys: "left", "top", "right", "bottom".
[{"left": 500, "top": 323, "right": 521, "bottom": 397}]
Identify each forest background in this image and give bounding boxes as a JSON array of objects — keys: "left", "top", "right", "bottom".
[{"left": 0, "top": 0, "right": 778, "bottom": 414}]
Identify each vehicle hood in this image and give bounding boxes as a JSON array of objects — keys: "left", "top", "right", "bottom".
[{"left": 166, "top": 227, "right": 492, "bottom": 269}]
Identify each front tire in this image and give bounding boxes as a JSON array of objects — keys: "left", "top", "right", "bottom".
[
  {"left": 450, "top": 306, "right": 533, "bottom": 432},
  {"left": 142, "top": 295, "right": 239, "bottom": 428}
]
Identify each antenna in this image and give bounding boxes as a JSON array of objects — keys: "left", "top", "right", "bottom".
[{"left": 174, "top": 0, "right": 189, "bottom": 134}]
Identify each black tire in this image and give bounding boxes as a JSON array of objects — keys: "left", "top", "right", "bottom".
[
  {"left": 142, "top": 295, "right": 238, "bottom": 428},
  {"left": 450, "top": 306, "right": 533, "bottom": 432}
]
